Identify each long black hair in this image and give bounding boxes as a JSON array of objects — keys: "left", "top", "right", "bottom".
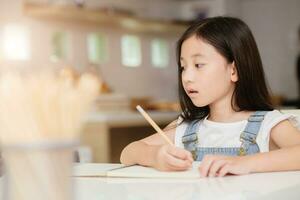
[{"left": 176, "top": 16, "right": 274, "bottom": 122}]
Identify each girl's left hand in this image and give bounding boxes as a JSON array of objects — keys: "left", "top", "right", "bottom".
[{"left": 199, "top": 155, "right": 253, "bottom": 177}]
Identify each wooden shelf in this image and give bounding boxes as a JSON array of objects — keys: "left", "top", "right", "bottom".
[{"left": 23, "top": 3, "right": 188, "bottom": 33}]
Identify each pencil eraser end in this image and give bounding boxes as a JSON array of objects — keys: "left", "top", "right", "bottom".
[{"left": 136, "top": 105, "right": 142, "bottom": 111}]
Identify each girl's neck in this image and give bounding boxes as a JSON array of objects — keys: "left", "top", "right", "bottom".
[
  {"left": 208, "top": 98, "right": 253, "bottom": 123},
  {"left": 208, "top": 109, "right": 254, "bottom": 123}
]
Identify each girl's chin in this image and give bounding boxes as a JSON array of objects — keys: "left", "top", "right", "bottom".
[{"left": 191, "top": 100, "right": 209, "bottom": 107}]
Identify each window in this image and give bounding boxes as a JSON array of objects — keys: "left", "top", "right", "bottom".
[
  {"left": 87, "top": 32, "right": 108, "bottom": 64},
  {"left": 50, "top": 31, "right": 70, "bottom": 62},
  {"left": 3, "top": 25, "right": 30, "bottom": 60},
  {"left": 151, "top": 38, "right": 169, "bottom": 68},
  {"left": 121, "top": 35, "right": 141, "bottom": 67}
]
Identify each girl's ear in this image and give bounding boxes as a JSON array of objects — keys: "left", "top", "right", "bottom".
[{"left": 230, "top": 61, "right": 238, "bottom": 82}]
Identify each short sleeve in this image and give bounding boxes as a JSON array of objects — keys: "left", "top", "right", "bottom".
[{"left": 256, "top": 110, "right": 300, "bottom": 152}]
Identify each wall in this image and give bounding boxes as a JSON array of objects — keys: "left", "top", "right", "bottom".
[{"left": 240, "top": 0, "right": 300, "bottom": 99}]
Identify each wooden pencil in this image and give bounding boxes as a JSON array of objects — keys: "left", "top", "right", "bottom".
[{"left": 136, "top": 105, "right": 174, "bottom": 146}]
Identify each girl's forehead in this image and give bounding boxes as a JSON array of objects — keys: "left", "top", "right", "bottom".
[{"left": 181, "top": 36, "right": 217, "bottom": 59}]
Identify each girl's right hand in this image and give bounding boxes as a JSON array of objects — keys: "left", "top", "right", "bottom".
[{"left": 153, "top": 145, "right": 194, "bottom": 171}]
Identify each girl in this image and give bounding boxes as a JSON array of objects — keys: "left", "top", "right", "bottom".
[{"left": 120, "top": 16, "right": 300, "bottom": 177}]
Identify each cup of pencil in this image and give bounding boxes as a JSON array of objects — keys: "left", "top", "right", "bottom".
[{"left": 0, "top": 69, "right": 100, "bottom": 200}]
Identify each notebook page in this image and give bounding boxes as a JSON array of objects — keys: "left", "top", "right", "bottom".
[{"left": 107, "top": 162, "right": 202, "bottom": 179}]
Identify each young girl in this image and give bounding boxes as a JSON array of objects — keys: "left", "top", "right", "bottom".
[{"left": 120, "top": 16, "right": 300, "bottom": 177}]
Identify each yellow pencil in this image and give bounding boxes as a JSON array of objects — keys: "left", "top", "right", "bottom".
[{"left": 136, "top": 105, "right": 174, "bottom": 146}]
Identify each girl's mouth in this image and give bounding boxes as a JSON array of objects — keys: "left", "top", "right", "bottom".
[
  {"left": 187, "top": 89, "right": 198, "bottom": 94},
  {"left": 187, "top": 89, "right": 199, "bottom": 97}
]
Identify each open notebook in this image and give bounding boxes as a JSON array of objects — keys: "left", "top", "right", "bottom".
[{"left": 73, "top": 162, "right": 202, "bottom": 179}]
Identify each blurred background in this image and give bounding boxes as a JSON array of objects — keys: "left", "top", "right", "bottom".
[{"left": 0, "top": 0, "right": 299, "bottom": 163}]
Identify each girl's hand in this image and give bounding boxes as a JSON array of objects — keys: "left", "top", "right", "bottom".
[
  {"left": 154, "top": 145, "right": 194, "bottom": 171},
  {"left": 199, "top": 155, "right": 253, "bottom": 177}
]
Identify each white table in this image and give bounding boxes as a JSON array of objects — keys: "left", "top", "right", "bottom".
[
  {"left": 1, "top": 164, "right": 300, "bottom": 200},
  {"left": 73, "top": 164, "right": 300, "bottom": 200},
  {"left": 73, "top": 172, "right": 300, "bottom": 200}
]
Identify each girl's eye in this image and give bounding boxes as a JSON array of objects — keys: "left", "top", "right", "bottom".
[
  {"left": 180, "top": 66, "right": 185, "bottom": 71},
  {"left": 195, "top": 64, "right": 205, "bottom": 68}
]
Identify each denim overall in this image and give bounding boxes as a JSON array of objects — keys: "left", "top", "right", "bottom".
[{"left": 182, "top": 111, "right": 268, "bottom": 161}]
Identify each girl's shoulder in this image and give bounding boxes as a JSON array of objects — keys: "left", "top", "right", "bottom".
[
  {"left": 262, "top": 109, "right": 300, "bottom": 131},
  {"left": 176, "top": 114, "right": 205, "bottom": 126},
  {"left": 256, "top": 109, "right": 300, "bottom": 152}
]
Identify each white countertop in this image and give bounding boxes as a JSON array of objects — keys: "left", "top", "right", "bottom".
[
  {"left": 73, "top": 168, "right": 300, "bottom": 200},
  {"left": 1, "top": 163, "right": 300, "bottom": 200}
]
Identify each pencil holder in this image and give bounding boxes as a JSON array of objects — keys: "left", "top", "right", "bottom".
[{"left": 1, "top": 140, "right": 78, "bottom": 200}]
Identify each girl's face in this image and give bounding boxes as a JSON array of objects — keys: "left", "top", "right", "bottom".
[{"left": 180, "top": 35, "right": 238, "bottom": 107}]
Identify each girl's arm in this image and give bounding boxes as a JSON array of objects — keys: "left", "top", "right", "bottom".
[
  {"left": 245, "top": 119, "right": 300, "bottom": 172},
  {"left": 120, "top": 120, "right": 193, "bottom": 171},
  {"left": 199, "top": 120, "right": 300, "bottom": 177}
]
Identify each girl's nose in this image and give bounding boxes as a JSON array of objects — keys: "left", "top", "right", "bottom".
[{"left": 182, "top": 67, "right": 195, "bottom": 83}]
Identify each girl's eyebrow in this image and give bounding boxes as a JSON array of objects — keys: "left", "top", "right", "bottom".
[
  {"left": 191, "top": 53, "right": 204, "bottom": 58},
  {"left": 180, "top": 53, "right": 204, "bottom": 61}
]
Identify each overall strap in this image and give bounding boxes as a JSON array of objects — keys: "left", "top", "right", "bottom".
[
  {"left": 238, "top": 111, "right": 268, "bottom": 155},
  {"left": 181, "top": 119, "right": 201, "bottom": 159}
]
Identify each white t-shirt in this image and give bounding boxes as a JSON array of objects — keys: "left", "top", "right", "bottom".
[{"left": 175, "top": 110, "right": 300, "bottom": 152}]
